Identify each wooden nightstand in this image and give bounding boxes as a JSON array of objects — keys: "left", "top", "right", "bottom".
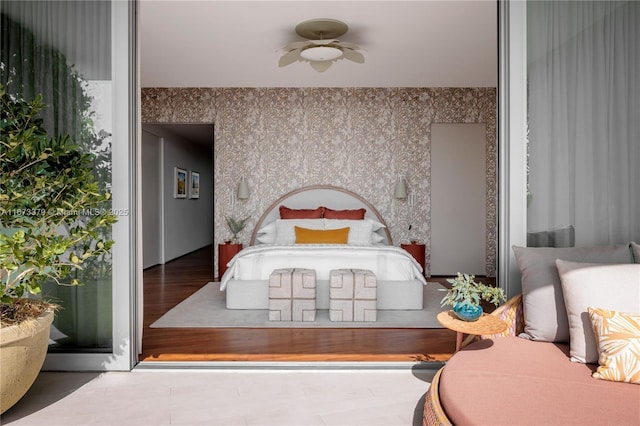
[
  {"left": 437, "top": 310, "right": 507, "bottom": 352},
  {"left": 218, "top": 243, "right": 242, "bottom": 279},
  {"left": 401, "top": 242, "right": 426, "bottom": 274}
]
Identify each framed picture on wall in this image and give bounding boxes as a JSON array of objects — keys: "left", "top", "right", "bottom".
[
  {"left": 174, "top": 167, "right": 187, "bottom": 199},
  {"left": 189, "top": 170, "right": 200, "bottom": 199}
]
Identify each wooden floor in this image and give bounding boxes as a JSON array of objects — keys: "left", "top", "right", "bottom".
[{"left": 140, "top": 246, "right": 458, "bottom": 363}]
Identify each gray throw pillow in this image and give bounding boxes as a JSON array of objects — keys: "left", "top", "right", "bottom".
[
  {"left": 527, "top": 225, "right": 575, "bottom": 248},
  {"left": 556, "top": 260, "right": 640, "bottom": 363},
  {"left": 512, "top": 244, "right": 631, "bottom": 342},
  {"left": 632, "top": 242, "right": 640, "bottom": 264}
]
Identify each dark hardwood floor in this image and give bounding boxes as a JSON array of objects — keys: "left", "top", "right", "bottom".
[{"left": 140, "top": 245, "right": 458, "bottom": 363}]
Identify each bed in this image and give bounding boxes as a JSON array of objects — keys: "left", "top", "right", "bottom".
[{"left": 220, "top": 185, "right": 427, "bottom": 310}]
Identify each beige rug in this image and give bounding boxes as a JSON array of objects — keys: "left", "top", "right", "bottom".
[{"left": 151, "top": 281, "right": 448, "bottom": 328}]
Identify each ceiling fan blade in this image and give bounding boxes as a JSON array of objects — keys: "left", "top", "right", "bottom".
[
  {"left": 309, "top": 39, "right": 338, "bottom": 46},
  {"left": 310, "top": 60, "right": 332, "bottom": 72},
  {"left": 279, "top": 49, "right": 302, "bottom": 67},
  {"left": 342, "top": 48, "right": 365, "bottom": 64},
  {"left": 334, "top": 41, "right": 360, "bottom": 50},
  {"left": 283, "top": 41, "right": 311, "bottom": 51}
]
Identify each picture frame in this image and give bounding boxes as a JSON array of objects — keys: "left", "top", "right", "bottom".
[
  {"left": 174, "top": 167, "right": 187, "bottom": 199},
  {"left": 189, "top": 170, "right": 200, "bottom": 199}
]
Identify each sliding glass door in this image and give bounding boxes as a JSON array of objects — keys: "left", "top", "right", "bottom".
[
  {"left": 1, "top": 0, "right": 137, "bottom": 370},
  {"left": 526, "top": 1, "right": 639, "bottom": 248},
  {"left": 500, "top": 1, "right": 639, "bottom": 294}
]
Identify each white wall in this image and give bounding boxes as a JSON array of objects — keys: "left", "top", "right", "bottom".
[
  {"left": 141, "top": 130, "right": 162, "bottom": 268},
  {"left": 142, "top": 124, "right": 213, "bottom": 263}
]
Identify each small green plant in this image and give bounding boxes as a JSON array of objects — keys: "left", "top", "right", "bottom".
[
  {"left": 225, "top": 216, "right": 250, "bottom": 243},
  {"left": 441, "top": 272, "right": 506, "bottom": 309}
]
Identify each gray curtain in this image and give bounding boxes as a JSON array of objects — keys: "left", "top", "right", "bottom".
[{"left": 527, "top": 1, "right": 640, "bottom": 247}]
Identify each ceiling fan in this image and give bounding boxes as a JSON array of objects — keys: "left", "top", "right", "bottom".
[{"left": 279, "top": 18, "right": 365, "bottom": 72}]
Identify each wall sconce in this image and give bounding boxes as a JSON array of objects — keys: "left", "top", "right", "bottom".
[
  {"left": 394, "top": 176, "right": 408, "bottom": 200},
  {"left": 237, "top": 176, "right": 250, "bottom": 200}
]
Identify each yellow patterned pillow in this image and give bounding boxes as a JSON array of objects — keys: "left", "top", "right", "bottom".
[{"left": 587, "top": 307, "right": 640, "bottom": 384}]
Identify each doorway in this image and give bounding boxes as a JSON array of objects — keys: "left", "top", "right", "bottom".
[
  {"left": 140, "top": 123, "right": 214, "bottom": 270},
  {"left": 431, "top": 123, "right": 488, "bottom": 276}
]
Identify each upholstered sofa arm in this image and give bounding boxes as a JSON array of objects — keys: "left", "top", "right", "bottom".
[{"left": 462, "top": 294, "right": 524, "bottom": 347}]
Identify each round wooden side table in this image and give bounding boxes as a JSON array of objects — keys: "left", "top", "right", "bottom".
[{"left": 437, "top": 310, "right": 507, "bottom": 352}]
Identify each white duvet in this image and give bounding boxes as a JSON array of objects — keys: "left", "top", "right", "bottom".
[{"left": 220, "top": 244, "right": 427, "bottom": 290}]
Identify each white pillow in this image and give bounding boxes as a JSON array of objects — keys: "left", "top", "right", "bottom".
[
  {"left": 274, "top": 219, "right": 324, "bottom": 245},
  {"left": 255, "top": 222, "right": 277, "bottom": 244},
  {"left": 367, "top": 219, "right": 387, "bottom": 244},
  {"left": 555, "top": 260, "right": 640, "bottom": 363},
  {"left": 365, "top": 218, "right": 386, "bottom": 231},
  {"left": 324, "top": 219, "right": 374, "bottom": 245},
  {"left": 371, "top": 232, "right": 385, "bottom": 244}
]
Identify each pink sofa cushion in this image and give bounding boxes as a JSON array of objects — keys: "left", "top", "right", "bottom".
[{"left": 439, "top": 337, "right": 640, "bottom": 425}]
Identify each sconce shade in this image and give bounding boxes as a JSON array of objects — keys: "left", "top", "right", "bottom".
[
  {"left": 237, "top": 178, "right": 250, "bottom": 200},
  {"left": 394, "top": 178, "right": 408, "bottom": 199}
]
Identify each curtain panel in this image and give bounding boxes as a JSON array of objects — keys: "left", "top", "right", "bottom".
[{"left": 527, "top": 1, "right": 639, "bottom": 246}]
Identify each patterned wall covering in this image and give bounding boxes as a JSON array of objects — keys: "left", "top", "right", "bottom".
[{"left": 141, "top": 87, "right": 497, "bottom": 276}]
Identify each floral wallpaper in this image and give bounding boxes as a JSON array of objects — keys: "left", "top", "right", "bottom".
[{"left": 141, "top": 87, "right": 497, "bottom": 276}]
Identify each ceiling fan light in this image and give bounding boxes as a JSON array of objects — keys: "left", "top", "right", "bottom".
[{"left": 300, "top": 46, "right": 343, "bottom": 62}]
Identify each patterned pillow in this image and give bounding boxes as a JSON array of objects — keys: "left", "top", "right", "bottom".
[{"left": 588, "top": 307, "right": 640, "bottom": 384}]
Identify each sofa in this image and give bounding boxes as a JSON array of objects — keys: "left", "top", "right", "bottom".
[{"left": 424, "top": 242, "right": 640, "bottom": 426}]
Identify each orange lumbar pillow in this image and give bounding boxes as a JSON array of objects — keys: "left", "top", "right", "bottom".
[{"left": 294, "top": 226, "right": 350, "bottom": 244}]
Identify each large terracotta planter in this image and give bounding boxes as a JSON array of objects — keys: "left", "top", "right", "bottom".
[{"left": 0, "top": 309, "right": 54, "bottom": 414}]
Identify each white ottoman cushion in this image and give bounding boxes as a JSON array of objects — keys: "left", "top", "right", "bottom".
[
  {"left": 329, "top": 269, "right": 377, "bottom": 322},
  {"left": 269, "top": 268, "right": 316, "bottom": 321}
]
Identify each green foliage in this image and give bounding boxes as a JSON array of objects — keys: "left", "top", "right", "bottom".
[
  {"left": 0, "top": 82, "right": 117, "bottom": 305},
  {"left": 440, "top": 272, "right": 506, "bottom": 309},
  {"left": 225, "top": 216, "right": 250, "bottom": 241}
]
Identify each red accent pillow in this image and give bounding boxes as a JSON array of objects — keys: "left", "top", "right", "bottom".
[
  {"left": 323, "top": 207, "right": 366, "bottom": 220},
  {"left": 279, "top": 205, "right": 324, "bottom": 219}
]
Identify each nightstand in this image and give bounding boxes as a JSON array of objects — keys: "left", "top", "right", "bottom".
[
  {"left": 401, "top": 242, "right": 426, "bottom": 274},
  {"left": 218, "top": 242, "right": 242, "bottom": 279}
]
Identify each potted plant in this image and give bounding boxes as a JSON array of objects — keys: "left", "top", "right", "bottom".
[
  {"left": 440, "top": 272, "right": 506, "bottom": 321},
  {"left": 0, "top": 83, "right": 116, "bottom": 413},
  {"left": 225, "top": 216, "right": 250, "bottom": 244}
]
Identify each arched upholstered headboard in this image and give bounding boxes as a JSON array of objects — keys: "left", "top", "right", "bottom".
[{"left": 249, "top": 185, "right": 393, "bottom": 245}]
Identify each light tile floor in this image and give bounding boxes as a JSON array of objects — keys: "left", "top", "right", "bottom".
[{"left": 2, "top": 365, "right": 436, "bottom": 426}]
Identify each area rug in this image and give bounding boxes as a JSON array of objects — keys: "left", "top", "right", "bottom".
[{"left": 150, "top": 281, "right": 449, "bottom": 328}]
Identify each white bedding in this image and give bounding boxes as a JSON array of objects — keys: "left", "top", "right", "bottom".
[{"left": 220, "top": 244, "right": 427, "bottom": 290}]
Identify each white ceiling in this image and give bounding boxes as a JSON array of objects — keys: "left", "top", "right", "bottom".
[{"left": 139, "top": 0, "right": 498, "bottom": 88}]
